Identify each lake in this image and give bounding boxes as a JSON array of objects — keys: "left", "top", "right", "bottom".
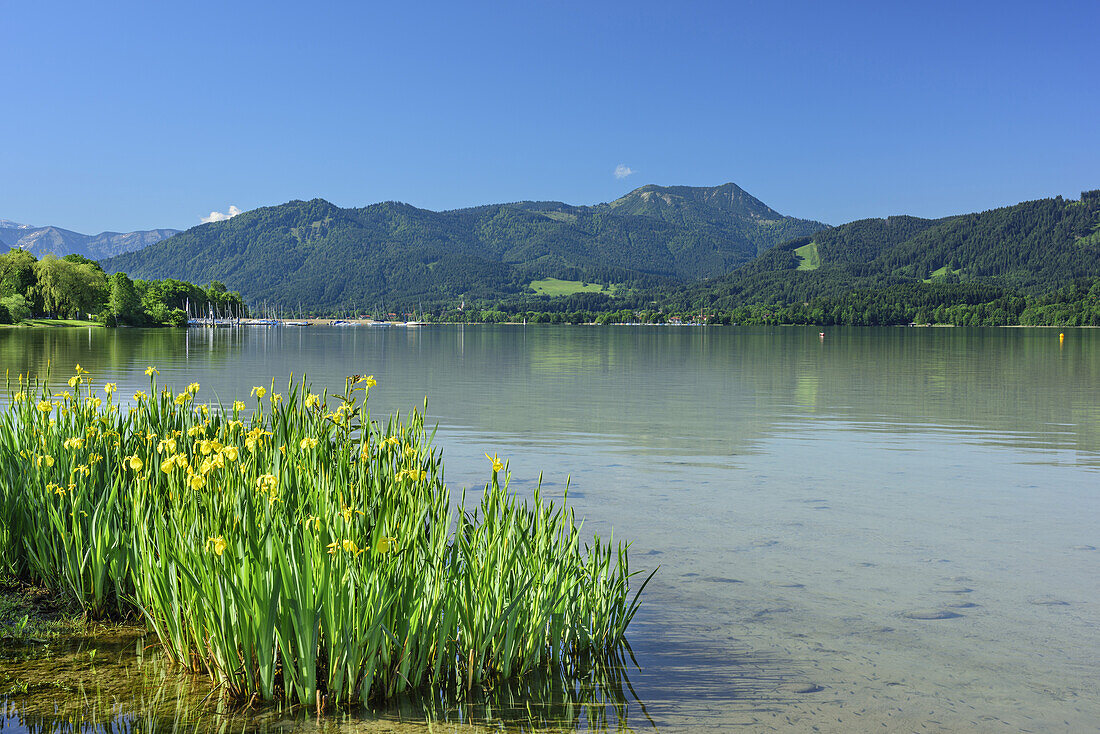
[{"left": 1, "top": 325, "right": 1097, "bottom": 732}]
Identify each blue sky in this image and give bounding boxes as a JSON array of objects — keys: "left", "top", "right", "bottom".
[{"left": 2, "top": 0, "right": 1097, "bottom": 234}]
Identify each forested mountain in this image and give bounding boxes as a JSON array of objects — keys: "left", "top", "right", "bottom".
[
  {"left": 96, "top": 187, "right": 1100, "bottom": 318},
  {"left": 675, "top": 191, "right": 1100, "bottom": 307},
  {"left": 101, "top": 184, "right": 826, "bottom": 309},
  {"left": 0, "top": 220, "right": 179, "bottom": 260}
]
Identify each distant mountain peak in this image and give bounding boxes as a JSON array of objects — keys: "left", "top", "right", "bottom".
[
  {"left": 604, "top": 182, "right": 816, "bottom": 228},
  {"left": 0, "top": 220, "right": 179, "bottom": 259},
  {"left": 0, "top": 219, "right": 35, "bottom": 229}
]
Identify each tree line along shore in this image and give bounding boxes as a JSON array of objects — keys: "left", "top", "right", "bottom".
[
  {"left": 4, "top": 249, "right": 1100, "bottom": 329},
  {"left": 0, "top": 249, "right": 245, "bottom": 327}
]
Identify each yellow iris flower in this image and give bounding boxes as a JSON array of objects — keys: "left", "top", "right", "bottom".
[
  {"left": 485, "top": 453, "right": 504, "bottom": 473},
  {"left": 327, "top": 538, "right": 364, "bottom": 556}
]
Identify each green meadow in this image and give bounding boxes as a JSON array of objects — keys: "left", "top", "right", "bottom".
[
  {"left": 3, "top": 319, "right": 103, "bottom": 328},
  {"left": 794, "top": 241, "right": 821, "bottom": 271},
  {"left": 529, "top": 278, "right": 618, "bottom": 296}
]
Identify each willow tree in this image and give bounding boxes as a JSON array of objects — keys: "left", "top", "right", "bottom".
[
  {"left": 33, "top": 254, "right": 108, "bottom": 318},
  {"left": 0, "top": 248, "right": 38, "bottom": 302}
]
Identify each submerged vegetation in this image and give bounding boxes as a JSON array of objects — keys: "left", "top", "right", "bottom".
[{"left": 0, "top": 368, "right": 650, "bottom": 707}]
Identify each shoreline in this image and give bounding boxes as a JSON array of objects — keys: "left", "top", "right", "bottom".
[
  {"left": 0, "top": 318, "right": 102, "bottom": 329},
  {"left": 4, "top": 318, "right": 1094, "bottom": 330}
]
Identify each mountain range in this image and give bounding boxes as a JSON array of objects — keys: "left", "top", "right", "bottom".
[
  {"left": 101, "top": 183, "right": 826, "bottom": 308},
  {"left": 0, "top": 220, "right": 179, "bottom": 261},
  {"left": 13, "top": 182, "right": 1099, "bottom": 314}
]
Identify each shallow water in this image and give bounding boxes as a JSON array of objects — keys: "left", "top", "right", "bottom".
[
  {"left": 0, "top": 631, "right": 640, "bottom": 733},
  {"left": 1, "top": 325, "right": 1097, "bottom": 732}
]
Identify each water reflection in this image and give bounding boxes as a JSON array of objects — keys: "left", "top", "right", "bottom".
[{"left": 4, "top": 325, "right": 1097, "bottom": 465}]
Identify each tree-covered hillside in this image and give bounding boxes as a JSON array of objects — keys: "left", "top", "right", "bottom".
[
  {"left": 99, "top": 186, "right": 1100, "bottom": 320},
  {"left": 676, "top": 191, "right": 1100, "bottom": 307},
  {"left": 101, "top": 184, "right": 826, "bottom": 310}
]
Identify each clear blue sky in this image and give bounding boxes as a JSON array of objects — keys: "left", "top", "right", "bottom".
[{"left": 2, "top": 0, "right": 1097, "bottom": 234}]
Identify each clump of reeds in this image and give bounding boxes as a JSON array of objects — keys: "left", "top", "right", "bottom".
[{"left": 0, "top": 367, "right": 652, "bottom": 706}]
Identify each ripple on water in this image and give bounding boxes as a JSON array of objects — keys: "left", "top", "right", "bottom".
[
  {"left": 901, "top": 609, "right": 964, "bottom": 620},
  {"left": 1027, "top": 596, "right": 1070, "bottom": 606},
  {"left": 750, "top": 607, "right": 793, "bottom": 620},
  {"left": 933, "top": 585, "right": 974, "bottom": 594},
  {"left": 777, "top": 682, "right": 824, "bottom": 694}
]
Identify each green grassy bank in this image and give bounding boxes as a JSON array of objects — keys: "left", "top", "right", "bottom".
[{"left": 1, "top": 319, "right": 102, "bottom": 328}]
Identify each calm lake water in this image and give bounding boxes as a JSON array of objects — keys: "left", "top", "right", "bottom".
[{"left": 1, "top": 325, "right": 1098, "bottom": 733}]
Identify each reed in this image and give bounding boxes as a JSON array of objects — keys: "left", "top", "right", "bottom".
[{"left": 0, "top": 367, "right": 652, "bottom": 706}]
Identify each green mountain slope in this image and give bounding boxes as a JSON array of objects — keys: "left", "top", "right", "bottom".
[
  {"left": 681, "top": 191, "right": 1100, "bottom": 307},
  {"left": 101, "top": 185, "right": 826, "bottom": 309}
]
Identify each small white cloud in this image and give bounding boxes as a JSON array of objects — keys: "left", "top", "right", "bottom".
[
  {"left": 614, "top": 164, "right": 635, "bottom": 180},
  {"left": 201, "top": 205, "right": 242, "bottom": 224}
]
